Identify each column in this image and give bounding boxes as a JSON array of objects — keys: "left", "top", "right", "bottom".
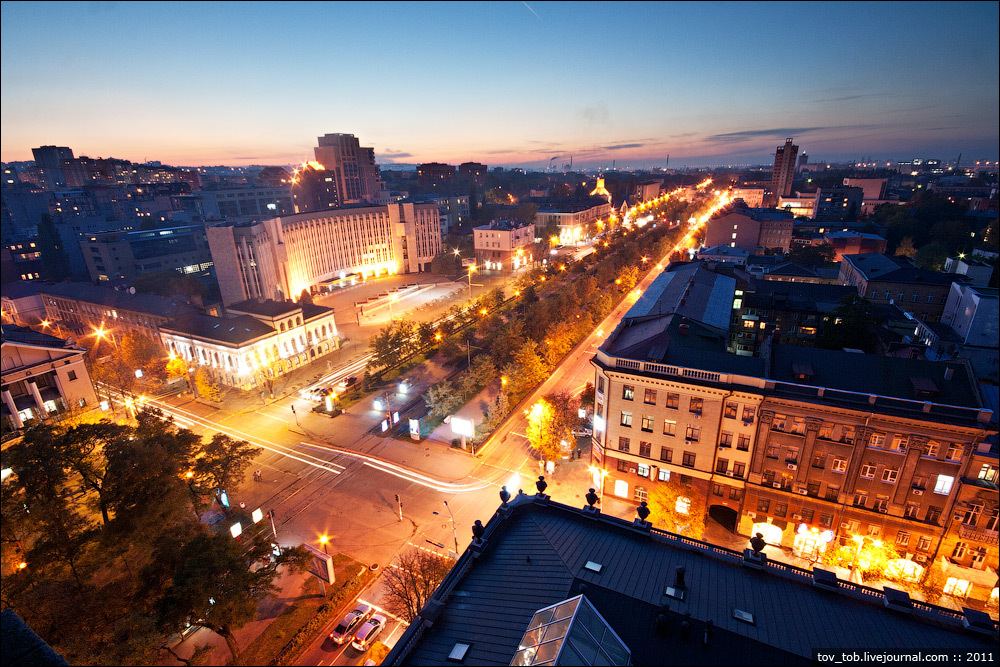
[
  {"left": 894, "top": 436, "right": 926, "bottom": 506},
  {"left": 28, "top": 380, "right": 48, "bottom": 418},
  {"left": 795, "top": 418, "right": 823, "bottom": 484},
  {"left": 748, "top": 410, "right": 774, "bottom": 483},
  {"left": 2, "top": 389, "right": 23, "bottom": 429}
]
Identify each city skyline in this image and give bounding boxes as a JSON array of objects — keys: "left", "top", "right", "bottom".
[{"left": 1, "top": 1, "right": 998, "bottom": 169}]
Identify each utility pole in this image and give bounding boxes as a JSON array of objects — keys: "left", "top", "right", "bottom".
[
  {"left": 291, "top": 403, "right": 300, "bottom": 427},
  {"left": 395, "top": 493, "right": 403, "bottom": 521}
]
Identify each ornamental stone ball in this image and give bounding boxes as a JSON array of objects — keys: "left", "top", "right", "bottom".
[
  {"left": 750, "top": 532, "right": 766, "bottom": 554},
  {"left": 499, "top": 486, "right": 511, "bottom": 505},
  {"left": 535, "top": 475, "right": 547, "bottom": 494},
  {"left": 585, "top": 488, "right": 599, "bottom": 507}
]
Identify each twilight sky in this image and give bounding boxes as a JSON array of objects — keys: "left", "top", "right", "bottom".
[{"left": 2, "top": 1, "right": 998, "bottom": 169}]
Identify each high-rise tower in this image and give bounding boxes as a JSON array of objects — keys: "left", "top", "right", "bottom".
[
  {"left": 771, "top": 138, "right": 798, "bottom": 199},
  {"left": 313, "top": 133, "right": 382, "bottom": 204}
]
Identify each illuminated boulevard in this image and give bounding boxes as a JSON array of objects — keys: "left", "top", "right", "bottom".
[{"left": 128, "top": 190, "right": 731, "bottom": 665}]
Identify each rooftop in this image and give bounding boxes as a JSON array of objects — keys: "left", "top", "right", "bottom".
[
  {"left": 386, "top": 494, "right": 996, "bottom": 667},
  {"left": 158, "top": 313, "right": 274, "bottom": 346},
  {"left": 475, "top": 219, "right": 534, "bottom": 232},
  {"left": 841, "top": 254, "right": 959, "bottom": 286},
  {"left": 227, "top": 298, "right": 301, "bottom": 318},
  {"left": 1, "top": 324, "right": 80, "bottom": 351},
  {"left": 625, "top": 263, "right": 736, "bottom": 331},
  {"left": 34, "top": 282, "right": 202, "bottom": 319}
]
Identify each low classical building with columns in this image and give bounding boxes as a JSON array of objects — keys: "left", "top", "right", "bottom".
[
  {"left": 158, "top": 299, "right": 338, "bottom": 390},
  {"left": 1, "top": 324, "right": 98, "bottom": 430},
  {"left": 590, "top": 268, "right": 997, "bottom": 605}
]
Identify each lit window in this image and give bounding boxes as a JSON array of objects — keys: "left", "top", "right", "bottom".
[
  {"left": 675, "top": 496, "right": 691, "bottom": 515},
  {"left": 933, "top": 475, "right": 954, "bottom": 495}
]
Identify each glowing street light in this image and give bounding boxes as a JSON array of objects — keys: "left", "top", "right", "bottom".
[{"left": 319, "top": 534, "right": 329, "bottom": 555}]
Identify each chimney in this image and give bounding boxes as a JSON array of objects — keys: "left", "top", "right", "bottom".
[{"left": 678, "top": 323, "right": 690, "bottom": 336}]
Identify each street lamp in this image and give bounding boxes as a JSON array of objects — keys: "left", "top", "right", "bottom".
[
  {"left": 319, "top": 534, "right": 329, "bottom": 555},
  {"left": 434, "top": 500, "right": 459, "bottom": 557}
]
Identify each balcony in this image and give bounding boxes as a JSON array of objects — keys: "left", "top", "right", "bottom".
[{"left": 958, "top": 524, "right": 999, "bottom": 546}]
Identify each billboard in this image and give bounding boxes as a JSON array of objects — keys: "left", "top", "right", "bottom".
[
  {"left": 451, "top": 416, "right": 474, "bottom": 437},
  {"left": 303, "top": 544, "right": 335, "bottom": 584}
]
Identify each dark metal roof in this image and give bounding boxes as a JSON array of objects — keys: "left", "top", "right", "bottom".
[
  {"left": 0, "top": 324, "right": 78, "bottom": 350},
  {"left": 227, "top": 299, "right": 301, "bottom": 318},
  {"left": 0, "top": 609, "right": 69, "bottom": 666},
  {"left": 159, "top": 314, "right": 274, "bottom": 346},
  {"left": 34, "top": 282, "right": 201, "bottom": 319},
  {"left": 388, "top": 497, "right": 995, "bottom": 666}
]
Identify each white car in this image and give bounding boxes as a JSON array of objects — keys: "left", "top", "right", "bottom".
[
  {"left": 351, "top": 613, "right": 386, "bottom": 651},
  {"left": 329, "top": 604, "right": 372, "bottom": 645}
]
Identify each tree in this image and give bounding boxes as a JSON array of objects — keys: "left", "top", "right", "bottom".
[
  {"left": 514, "top": 202, "right": 538, "bottom": 225},
  {"left": 483, "top": 390, "right": 511, "bottom": 433},
  {"left": 194, "top": 367, "right": 224, "bottom": 402},
  {"left": 579, "top": 382, "right": 595, "bottom": 411},
  {"left": 526, "top": 393, "right": 577, "bottom": 462},
  {"left": 502, "top": 341, "right": 549, "bottom": 400},
  {"left": 645, "top": 477, "right": 707, "bottom": 539},
  {"left": 787, "top": 243, "right": 836, "bottom": 268},
  {"left": 913, "top": 242, "right": 948, "bottom": 271},
  {"left": 193, "top": 433, "right": 259, "bottom": 493},
  {"left": 297, "top": 289, "right": 314, "bottom": 305},
  {"left": 425, "top": 380, "right": 464, "bottom": 421},
  {"left": 894, "top": 237, "right": 917, "bottom": 258},
  {"left": 821, "top": 538, "right": 903, "bottom": 584},
  {"left": 818, "top": 295, "right": 884, "bottom": 354},
  {"left": 381, "top": 550, "right": 451, "bottom": 622},
  {"left": 368, "top": 320, "right": 415, "bottom": 371},
  {"left": 156, "top": 532, "right": 310, "bottom": 665},
  {"left": 36, "top": 213, "right": 70, "bottom": 282},
  {"left": 120, "top": 330, "right": 166, "bottom": 382}
]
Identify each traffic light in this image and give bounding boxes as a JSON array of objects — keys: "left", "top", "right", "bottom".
[{"left": 394, "top": 494, "right": 400, "bottom": 503}]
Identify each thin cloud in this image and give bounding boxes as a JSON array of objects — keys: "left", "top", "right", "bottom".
[
  {"left": 376, "top": 150, "right": 413, "bottom": 159},
  {"left": 601, "top": 143, "right": 644, "bottom": 151},
  {"left": 521, "top": 2, "right": 540, "bottom": 19},
  {"left": 709, "top": 127, "right": 827, "bottom": 143}
]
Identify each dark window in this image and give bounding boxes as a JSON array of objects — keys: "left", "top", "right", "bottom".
[
  {"left": 682, "top": 452, "right": 696, "bottom": 468},
  {"left": 713, "top": 483, "right": 724, "bottom": 496},
  {"left": 737, "top": 434, "right": 750, "bottom": 451},
  {"left": 799, "top": 508, "right": 814, "bottom": 523},
  {"left": 733, "top": 463, "right": 745, "bottom": 479},
  {"left": 716, "top": 459, "right": 729, "bottom": 474},
  {"left": 666, "top": 393, "right": 679, "bottom": 409},
  {"left": 659, "top": 447, "right": 672, "bottom": 463},
  {"left": 616, "top": 460, "right": 630, "bottom": 473},
  {"left": 67, "top": 370, "right": 78, "bottom": 381},
  {"left": 724, "top": 402, "right": 738, "bottom": 419},
  {"left": 689, "top": 397, "right": 703, "bottom": 415},
  {"left": 643, "top": 388, "right": 656, "bottom": 405},
  {"left": 639, "top": 441, "right": 651, "bottom": 457},
  {"left": 719, "top": 431, "right": 733, "bottom": 447},
  {"left": 773, "top": 502, "right": 787, "bottom": 517},
  {"left": 757, "top": 498, "right": 771, "bottom": 513},
  {"left": 685, "top": 426, "right": 700, "bottom": 442},
  {"left": 729, "top": 487, "right": 742, "bottom": 501},
  {"left": 618, "top": 437, "right": 630, "bottom": 453}
]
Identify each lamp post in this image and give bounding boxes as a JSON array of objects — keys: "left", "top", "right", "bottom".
[
  {"left": 434, "top": 500, "right": 459, "bottom": 557},
  {"left": 319, "top": 534, "right": 329, "bottom": 555},
  {"left": 467, "top": 263, "right": 476, "bottom": 300}
]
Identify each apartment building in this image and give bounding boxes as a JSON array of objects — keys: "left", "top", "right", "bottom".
[
  {"left": 839, "top": 253, "right": 962, "bottom": 322},
  {"left": 590, "top": 272, "right": 996, "bottom": 604},
  {"left": 473, "top": 219, "right": 535, "bottom": 272}
]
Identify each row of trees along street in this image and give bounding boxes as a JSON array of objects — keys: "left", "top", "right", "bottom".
[
  {"left": 1, "top": 409, "right": 311, "bottom": 666},
  {"left": 359, "top": 193, "right": 721, "bottom": 460}
]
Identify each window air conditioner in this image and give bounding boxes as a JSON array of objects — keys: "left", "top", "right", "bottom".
[
  {"left": 914, "top": 554, "right": 928, "bottom": 563},
  {"left": 792, "top": 513, "right": 802, "bottom": 520},
  {"left": 912, "top": 488, "right": 923, "bottom": 496},
  {"left": 787, "top": 463, "right": 797, "bottom": 470},
  {"left": 746, "top": 511, "right": 756, "bottom": 519},
  {"left": 772, "top": 482, "right": 781, "bottom": 488},
  {"left": 796, "top": 488, "right": 808, "bottom": 495}
]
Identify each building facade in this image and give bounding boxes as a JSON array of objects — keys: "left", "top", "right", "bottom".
[
  {"left": 771, "top": 138, "right": 798, "bottom": 200},
  {"left": 1, "top": 324, "right": 98, "bottom": 429},
  {"left": 416, "top": 162, "right": 457, "bottom": 189},
  {"left": 206, "top": 202, "right": 442, "bottom": 306},
  {"left": 473, "top": 219, "right": 535, "bottom": 272},
  {"left": 313, "top": 133, "right": 383, "bottom": 203},
  {"left": 839, "top": 254, "right": 961, "bottom": 322},
  {"left": 158, "top": 300, "right": 338, "bottom": 390},
  {"left": 704, "top": 202, "right": 795, "bottom": 253},
  {"left": 533, "top": 197, "right": 612, "bottom": 245},
  {"left": 590, "top": 282, "right": 996, "bottom": 605},
  {"left": 37, "top": 283, "right": 203, "bottom": 346},
  {"left": 79, "top": 225, "right": 215, "bottom": 283}
]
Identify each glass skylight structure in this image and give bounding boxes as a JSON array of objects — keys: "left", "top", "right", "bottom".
[{"left": 510, "top": 595, "right": 630, "bottom": 666}]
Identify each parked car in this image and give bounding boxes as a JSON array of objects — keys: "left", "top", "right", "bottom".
[
  {"left": 351, "top": 613, "right": 386, "bottom": 651},
  {"left": 329, "top": 604, "right": 372, "bottom": 645}
]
